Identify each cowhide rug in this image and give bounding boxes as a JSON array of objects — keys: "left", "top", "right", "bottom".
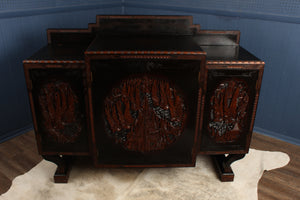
[{"left": 0, "top": 149, "right": 289, "bottom": 200}]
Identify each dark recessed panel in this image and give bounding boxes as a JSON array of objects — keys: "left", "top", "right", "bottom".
[
  {"left": 30, "top": 69, "right": 89, "bottom": 153},
  {"left": 91, "top": 59, "right": 201, "bottom": 166},
  {"left": 200, "top": 69, "right": 258, "bottom": 153}
]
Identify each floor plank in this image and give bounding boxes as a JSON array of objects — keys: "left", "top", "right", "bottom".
[
  {"left": 0, "top": 131, "right": 42, "bottom": 194},
  {"left": 251, "top": 132, "right": 300, "bottom": 200}
]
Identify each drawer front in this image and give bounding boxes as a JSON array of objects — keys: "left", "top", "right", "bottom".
[
  {"left": 28, "top": 68, "right": 90, "bottom": 155},
  {"left": 199, "top": 69, "right": 259, "bottom": 154}
]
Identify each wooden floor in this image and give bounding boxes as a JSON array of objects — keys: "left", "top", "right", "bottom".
[
  {"left": 0, "top": 131, "right": 299, "bottom": 199},
  {"left": 250, "top": 133, "right": 300, "bottom": 200}
]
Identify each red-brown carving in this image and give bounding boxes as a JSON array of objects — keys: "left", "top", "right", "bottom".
[
  {"left": 104, "top": 75, "right": 187, "bottom": 153},
  {"left": 208, "top": 80, "right": 249, "bottom": 143},
  {"left": 38, "top": 81, "right": 82, "bottom": 143}
]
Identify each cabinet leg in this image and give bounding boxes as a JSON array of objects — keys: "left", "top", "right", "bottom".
[
  {"left": 212, "top": 154, "right": 245, "bottom": 182},
  {"left": 43, "top": 155, "right": 72, "bottom": 183}
]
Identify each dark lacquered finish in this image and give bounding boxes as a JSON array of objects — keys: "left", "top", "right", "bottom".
[
  {"left": 23, "top": 15, "right": 264, "bottom": 183},
  {"left": 29, "top": 68, "right": 90, "bottom": 153},
  {"left": 90, "top": 59, "right": 203, "bottom": 167},
  {"left": 200, "top": 69, "right": 259, "bottom": 153}
]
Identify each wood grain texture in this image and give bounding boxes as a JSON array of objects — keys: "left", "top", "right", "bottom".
[
  {"left": 0, "top": 131, "right": 299, "bottom": 199},
  {"left": 0, "top": 131, "right": 42, "bottom": 194},
  {"left": 250, "top": 133, "right": 300, "bottom": 200}
]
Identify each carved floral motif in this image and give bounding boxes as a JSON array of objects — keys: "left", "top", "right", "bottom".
[
  {"left": 38, "top": 81, "right": 82, "bottom": 143},
  {"left": 104, "top": 75, "right": 187, "bottom": 153},
  {"left": 208, "top": 80, "right": 249, "bottom": 143}
]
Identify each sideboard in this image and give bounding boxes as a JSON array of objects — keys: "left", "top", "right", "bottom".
[{"left": 23, "top": 15, "right": 264, "bottom": 183}]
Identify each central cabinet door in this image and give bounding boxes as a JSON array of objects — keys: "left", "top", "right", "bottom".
[{"left": 90, "top": 59, "right": 201, "bottom": 166}]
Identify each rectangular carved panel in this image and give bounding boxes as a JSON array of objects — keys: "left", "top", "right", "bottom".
[
  {"left": 29, "top": 68, "right": 89, "bottom": 154},
  {"left": 199, "top": 69, "right": 259, "bottom": 153}
]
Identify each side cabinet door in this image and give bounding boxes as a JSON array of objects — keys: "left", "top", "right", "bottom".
[
  {"left": 199, "top": 69, "right": 259, "bottom": 154},
  {"left": 28, "top": 68, "right": 90, "bottom": 155}
]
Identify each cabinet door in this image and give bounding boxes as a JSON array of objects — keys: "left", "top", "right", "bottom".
[
  {"left": 29, "top": 68, "right": 89, "bottom": 155},
  {"left": 90, "top": 59, "right": 202, "bottom": 166},
  {"left": 199, "top": 69, "right": 259, "bottom": 154}
]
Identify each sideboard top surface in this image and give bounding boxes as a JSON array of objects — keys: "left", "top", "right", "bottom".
[
  {"left": 24, "top": 45, "right": 86, "bottom": 63},
  {"left": 23, "top": 43, "right": 262, "bottom": 64},
  {"left": 201, "top": 46, "right": 260, "bottom": 62},
  {"left": 86, "top": 36, "right": 204, "bottom": 54},
  {"left": 23, "top": 15, "right": 263, "bottom": 64}
]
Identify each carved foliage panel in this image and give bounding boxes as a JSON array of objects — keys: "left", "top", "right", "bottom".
[
  {"left": 203, "top": 69, "right": 258, "bottom": 147},
  {"left": 208, "top": 79, "right": 249, "bottom": 143},
  {"left": 30, "top": 69, "right": 88, "bottom": 152},
  {"left": 38, "top": 80, "right": 82, "bottom": 144},
  {"left": 104, "top": 75, "right": 187, "bottom": 153}
]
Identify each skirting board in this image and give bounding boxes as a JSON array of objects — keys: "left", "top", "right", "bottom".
[
  {"left": 0, "top": 124, "right": 33, "bottom": 144},
  {"left": 1, "top": 123, "right": 299, "bottom": 147},
  {"left": 253, "top": 127, "right": 300, "bottom": 146}
]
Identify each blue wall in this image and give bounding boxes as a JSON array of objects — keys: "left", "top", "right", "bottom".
[
  {"left": 1, "top": 0, "right": 300, "bottom": 145},
  {"left": 0, "top": 0, "right": 122, "bottom": 142}
]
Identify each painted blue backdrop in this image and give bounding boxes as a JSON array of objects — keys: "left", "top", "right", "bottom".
[
  {"left": 0, "top": 0, "right": 122, "bottom": 141},
  {"left": 0, "top": 0, "right": 299, "bottom": 145}
]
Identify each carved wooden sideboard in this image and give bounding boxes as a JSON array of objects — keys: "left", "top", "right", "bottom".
[{"left": 23, "top": 15, "right": 264, "bottom": 183}]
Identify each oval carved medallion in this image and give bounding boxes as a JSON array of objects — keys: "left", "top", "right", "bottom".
[{"left": 104, "top": 75, "right": 187, "bottom": 153}]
